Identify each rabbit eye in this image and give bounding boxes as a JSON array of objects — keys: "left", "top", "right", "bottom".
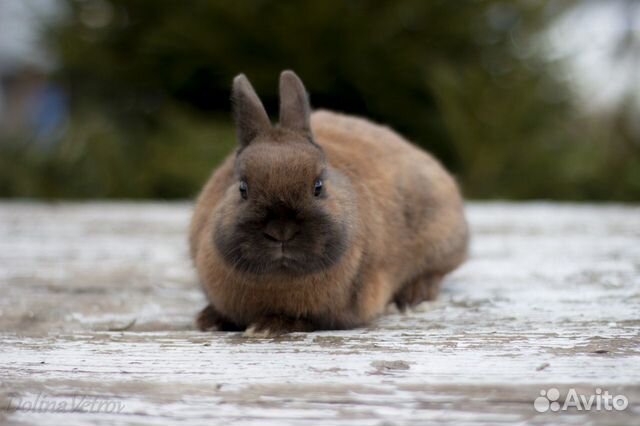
[
  {"left": 239, "top": 180, "right": 248, "bottom": 200},
  {"left": 313, "top": 179, "right": 323, "bottom": 197}
]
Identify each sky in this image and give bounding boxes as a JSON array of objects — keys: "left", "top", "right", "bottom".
[
  {"left": 546, "top": 0, "right": 640, "bottom": 112},
  {"left": 0, "top": 0, "right": 62, "bottom": 72}
]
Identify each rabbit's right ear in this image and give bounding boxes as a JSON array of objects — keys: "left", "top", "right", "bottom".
[
  {"left": 279, "top": 70, "right": 311, "bottom": 135},
  {"left": 231, "top": 74, "right": 271, "bottom": 148}
]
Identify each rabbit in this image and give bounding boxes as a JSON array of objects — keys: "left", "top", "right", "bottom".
[{"left": 190, "top": 70, "right": 468, "bottom": 336}]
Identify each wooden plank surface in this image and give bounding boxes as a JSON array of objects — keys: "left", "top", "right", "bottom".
[{"left": 0, "top": 202, "right": 639, "bottom": 425}]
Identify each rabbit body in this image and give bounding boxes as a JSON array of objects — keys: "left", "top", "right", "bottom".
[{"left": 190, "top": 71, "right": 468, "bottom": 335}]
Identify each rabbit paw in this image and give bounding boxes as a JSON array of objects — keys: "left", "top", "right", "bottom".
[
  {"left": 243, "top": 315, "right": 314, "bottom": 337},
  {"left": 393, "top": 273, "right": 443, "bottom": 311},
  {"left": 196, "top": 305, "right": 242, "bottom": 331}
]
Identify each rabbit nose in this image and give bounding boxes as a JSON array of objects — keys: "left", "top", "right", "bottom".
[{"left": 263, "top": 220, "right": 299, "bottom": 243}]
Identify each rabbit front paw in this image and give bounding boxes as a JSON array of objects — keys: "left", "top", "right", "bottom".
[
  {"left": 196, "top": 304, "right": 242, "bottom": 331},
  {"left": 244, "top": 315, "right": 314, "bottom": 337}
]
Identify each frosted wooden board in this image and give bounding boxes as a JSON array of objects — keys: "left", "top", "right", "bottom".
[{"left": 0, "top": 202, "right": 639, "bottom": 425}]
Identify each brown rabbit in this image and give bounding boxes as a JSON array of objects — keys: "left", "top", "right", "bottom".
[{"left": 190, "top": 70, "right": 468, "bottom": 336}]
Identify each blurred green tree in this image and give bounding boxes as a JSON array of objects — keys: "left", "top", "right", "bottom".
[{"left": 1, "top": 0, "right": 637, "bottom": 200}]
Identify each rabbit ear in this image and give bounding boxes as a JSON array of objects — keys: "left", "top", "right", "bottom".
[
  {"left": 231, "top": 74, "right": 271, "bottom": 148},
  {"left": 279, "top": 70, "right": 311, "bottom": 135}
]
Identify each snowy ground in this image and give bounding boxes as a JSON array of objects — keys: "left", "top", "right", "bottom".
[{"left": 0, "top": 202, "right": 638, "bottom": 425}]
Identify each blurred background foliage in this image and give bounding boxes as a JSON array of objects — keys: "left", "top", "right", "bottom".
[{"left": 0, "top": 0, "right": 638, "bottom": 200}]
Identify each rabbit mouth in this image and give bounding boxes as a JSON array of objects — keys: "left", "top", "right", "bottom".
[
  {"left": 278, "top": 255, "right": 301, "bottom": 271},
  {"left": 267, "top": 248, "right": 310, "bottom": 273},
  {"left": 231, "top": 244, "right": 334, "bottom": 276}
]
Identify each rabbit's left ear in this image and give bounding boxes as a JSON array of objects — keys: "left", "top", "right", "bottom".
[
  {"left": 279, "top": 70, "right": 311, "bottom": 135},
  {"left": 231, "top": 73, "right": 271, "bottom": 148}
]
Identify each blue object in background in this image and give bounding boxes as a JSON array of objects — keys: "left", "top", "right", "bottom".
[{"left": 29, "top": 83, "right": 68, "bottom": 147}]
